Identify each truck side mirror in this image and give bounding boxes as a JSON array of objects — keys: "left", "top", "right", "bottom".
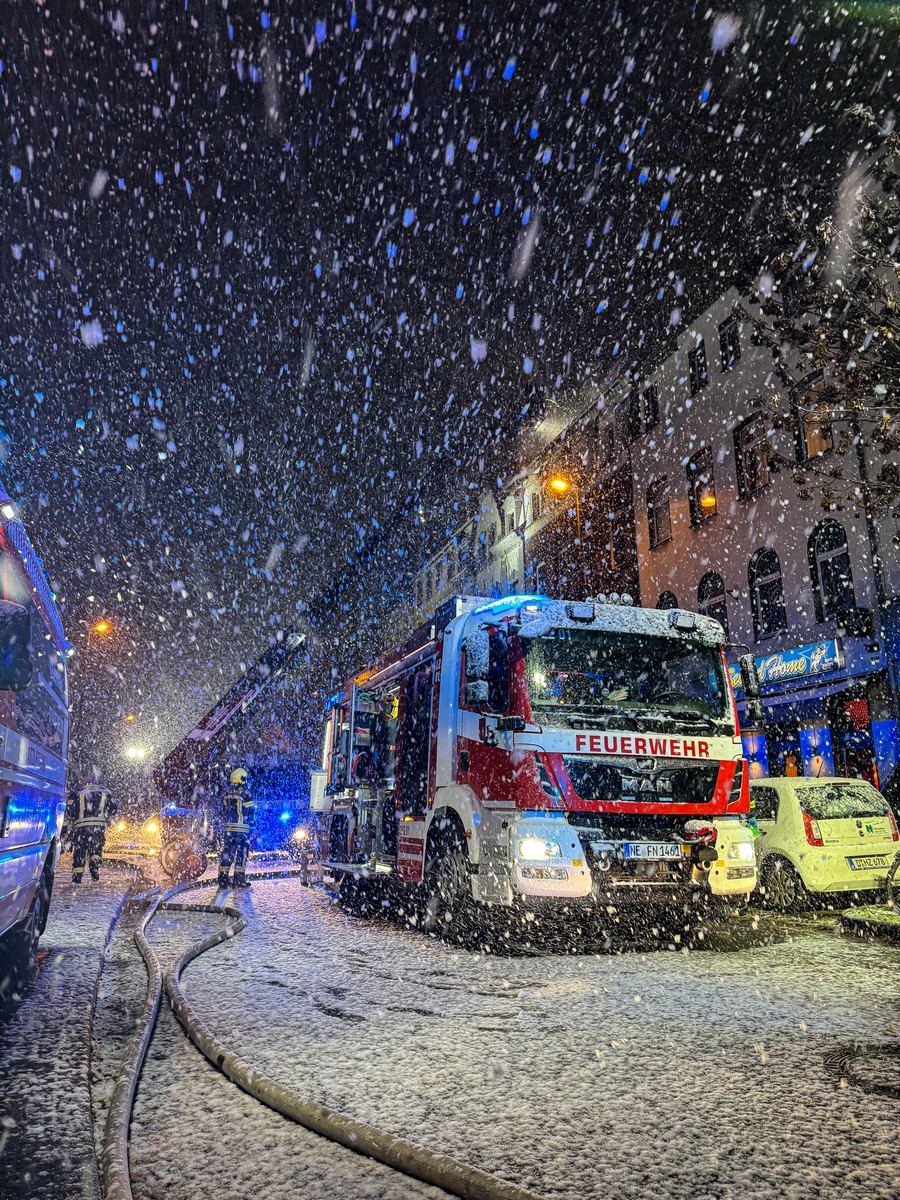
[
  {"left": 739, "top": 653, "right": 761, "bottom": 700},
  {"left": 739, "top": 654, "right": 765, "bottom": 728},
  {"left": 0, "top": 601, "right": 33, "bottom": 693},
  {"left": 465, "top": 680, "right": 489, "bottom": 706},
  {"left": 464, "top": 630, "right": 490, "bottom": 681}
]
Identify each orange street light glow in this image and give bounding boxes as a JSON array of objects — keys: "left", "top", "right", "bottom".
[
  {"left": 93, "top": 620, "right": 111, "bottom": 634},
  {"left": 548, "top": 476, "right": 571, "bottom": 493}
]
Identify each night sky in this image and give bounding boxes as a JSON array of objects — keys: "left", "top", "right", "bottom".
[{"left": 1, "top": 0, "right": 897, "bottom": 773}]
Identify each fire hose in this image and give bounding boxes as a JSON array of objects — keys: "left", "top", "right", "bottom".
[{"left": 99, "top": 868, "right": 550, "bottom": 1200}]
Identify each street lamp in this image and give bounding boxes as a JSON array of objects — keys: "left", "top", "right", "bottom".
[
  {"left": 543, "top": 472, "right": 586, "bottom": 595},
  {"left": 84, "top": 618, "right": 115, "bottom": 650}
]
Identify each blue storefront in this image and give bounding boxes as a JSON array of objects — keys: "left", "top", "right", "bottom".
[{"left": 729, "top": 636, "right": 899, "bottom": 789}]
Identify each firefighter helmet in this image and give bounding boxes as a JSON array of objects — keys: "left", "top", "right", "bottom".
[{"left": 230, "top": 768, "right": 248, "bottom": 786}]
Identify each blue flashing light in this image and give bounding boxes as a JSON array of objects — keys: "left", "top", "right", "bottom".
[
  {"left": 503, "top": 59, "right": 516, "bottom": 80},
  {"left": 280, "top": 811, "right": 291, "bottom": 821},
  {"left": 472, "top": 594, "right": 545, "bottom": 616}
]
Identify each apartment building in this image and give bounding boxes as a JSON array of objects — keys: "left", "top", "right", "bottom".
[
  {"left": 630, "top": 287, "right": 898, "bottom": 787},
  {"left": 409, "top": 275, "right": 899, "bottom": 789}
]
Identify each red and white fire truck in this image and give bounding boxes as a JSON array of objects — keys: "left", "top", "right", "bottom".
[{"left": 312, "top": 593, "right": 758, "bottom": 931}]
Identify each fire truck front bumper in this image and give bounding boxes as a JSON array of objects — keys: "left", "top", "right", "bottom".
[{"left": 511, "top": 815, "right": 593, "bottom": 900}]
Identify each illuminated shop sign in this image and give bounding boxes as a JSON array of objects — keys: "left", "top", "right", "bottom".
[{"left": 729, "top": 639, "right": 843, "bottom": 695}]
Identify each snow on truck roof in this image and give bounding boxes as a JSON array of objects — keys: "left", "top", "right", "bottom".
[
  {"left": 460, "top": 595, "right": 726, "bottom": 646},
  {"left": 354, "top": 594, "right": 726, "bottom": 690}
]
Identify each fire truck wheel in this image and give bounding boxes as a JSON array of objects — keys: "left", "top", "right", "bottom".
[{"left": 422, "top": 835, "right": 471, "bottom": 938}]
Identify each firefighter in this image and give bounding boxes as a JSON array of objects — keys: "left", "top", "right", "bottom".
[
  {"left": 217, "top": 768, "right": 255, "bottom": 889},
  {"left": 69, "top": 779, "right": 117, "bottom": 884}
]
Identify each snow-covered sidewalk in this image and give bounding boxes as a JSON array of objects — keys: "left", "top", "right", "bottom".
[
  {"left": 0, "top": 868, "right": 133, "bottom": 1200},
  {"left": 171, "top": 878, "right": 900, "bottom": 1200}
]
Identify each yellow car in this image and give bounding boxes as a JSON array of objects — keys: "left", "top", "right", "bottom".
[
  {"left": 105, "top": 813, "right": 163, "bottom": 861},
  {"left": 752, "top": 776, "right": 900, "bottom": 912}
]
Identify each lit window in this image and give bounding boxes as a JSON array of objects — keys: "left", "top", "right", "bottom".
[
  {"left": 803, "top": 410, "right": 834, "bottom": 459},
  {"left": 687, "top": 446, "right": 717, "bottom": 525}
]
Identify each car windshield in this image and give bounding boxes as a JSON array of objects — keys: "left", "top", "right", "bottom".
[
  {"left": 797, "top": 783, "right": 890, "bottom": 821},
  {"left": 520, "top": 629, "right": 730, "bottom": 724}
]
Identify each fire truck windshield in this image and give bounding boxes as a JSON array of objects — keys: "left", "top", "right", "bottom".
[{"left": 520, "top": 629, "right": 732, "bottom": 728}]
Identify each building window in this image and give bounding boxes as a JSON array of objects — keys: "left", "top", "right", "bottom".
[
  {"left": 697, "top": 571, "right": 729, "bottom": 638},
  {"left": 734, "top": 414, "right": 770, "bottom": 498},
  {"left": 642, "top": 385, "right": 659, "bottom": 432},
  {"left": 718, "top": 317, "right": 740, "bottom": 371},
  {"left": 749, "top": 548, "right": 787, "bottom": 640},
  {"left": 595, "top": 420, "right": 615, "bottom": 469},
  {"left": 802, "top": 409, "right": 834, "bottom": 460},
  {"left": 623, "top": 388, "right": 642, "bottom": 443},
  {"left": 646, "top": 477, "right": 672, "bottom": 549},
  {"left": 687, "top": 446, "right": 717, "bottom": 525},
  {"left": 809, "top": 519, "right": 855, "bottom": 620},
  {"left": 688, "top": 340, "right": 709, "bottom": 395},
  {"left": 656, "top": 591, "right": 678, "bottom": 610},
  {"left": 532, "top": 491, "right": 542, "bottom": 521}
]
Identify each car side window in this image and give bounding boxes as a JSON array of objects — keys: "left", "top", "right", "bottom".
[{"left": 753, "top": 786, "right": 779, "bottom": 822}]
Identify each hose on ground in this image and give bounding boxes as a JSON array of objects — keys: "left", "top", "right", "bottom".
[{"left": 99, "top": 867, "right": 550, "bottom": 1200}]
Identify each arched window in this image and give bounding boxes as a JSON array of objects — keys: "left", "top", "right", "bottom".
[
  {"left": 749, "top": 548, "right": 787, "bottom": 640},
  {"left": 656, "top": 591, "right": 678, "bottom": 610},
  {"left": 697, "top": 571, "right": 729, "bottom": 638},
  {"left": 809, "top": 520, "right": 855, "bottom": 620}
]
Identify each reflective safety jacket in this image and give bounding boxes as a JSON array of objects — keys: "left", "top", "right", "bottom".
[
  {"left": 72, "top": 786, "right": 116, "bottom": 828},
  {"left": 222, "top": 786, "right": 255, "bottom": 834}
]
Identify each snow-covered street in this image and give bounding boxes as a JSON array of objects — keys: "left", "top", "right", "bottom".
[
  {"left": 2, "top": 870, "right": 899, "bottom": 1199},
  {"left": 128, "top": 877, "right": 900, "bottom": 1200},
  {"left": 0, "top": 869, "right": 133, "bottom": 1200}
]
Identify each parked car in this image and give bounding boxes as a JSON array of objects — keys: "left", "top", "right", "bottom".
[{"left": 751, "top": 776, "right": 900, "bottom": 912}]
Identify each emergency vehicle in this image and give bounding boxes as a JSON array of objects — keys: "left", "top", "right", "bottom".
[{"left": 313, "top": 593, "right": 758, "bottom": 932}]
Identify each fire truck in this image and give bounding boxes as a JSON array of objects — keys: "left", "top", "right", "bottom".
[{"left": 313, "top": 593, "right": 759, "bottom": 932}]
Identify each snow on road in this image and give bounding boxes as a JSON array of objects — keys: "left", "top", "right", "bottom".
[
  {"left": 0, "top": 869, "right": 133, "bottom": 1200},
  {"left": 130, "top": 907, "right": 446, "bottom": 1200},
  {"left": 170, "top": 878, "right": 900, "bottom": 1200}
]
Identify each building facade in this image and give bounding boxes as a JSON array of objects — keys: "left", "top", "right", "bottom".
[
  {"left": 630, "top": 287, "right": 898, "bottom": 788},
  {"left": 410, "top": 288, "right": 899, "bottom": 790}
]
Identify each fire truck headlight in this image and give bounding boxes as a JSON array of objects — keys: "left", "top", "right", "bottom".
[
  {"left": 518, "top": 837, "right": 562, "bottom": 860},
  {"left": 293, "top": 826, "right": 309, "bottom": 841},
  {"left": 727, "top": 841, "right": 755, "bottom": 861}
]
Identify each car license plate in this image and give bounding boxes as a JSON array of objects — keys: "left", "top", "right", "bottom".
[
  {"left": 624, "top": 842, "right": 684, "bottom": 861},
  {"left": 847, "top": 855, "right": 888, "bottom": 871}
]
